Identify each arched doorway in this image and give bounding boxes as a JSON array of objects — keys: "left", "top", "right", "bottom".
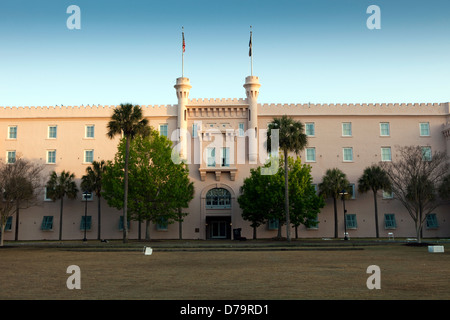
[{"left": 201, "top": 185, "right": 234, "bottom": 240}]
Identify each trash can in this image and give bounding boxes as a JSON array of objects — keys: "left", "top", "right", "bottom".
[{"left": 233, "top": 228, "right": 242, "bottom": 240}]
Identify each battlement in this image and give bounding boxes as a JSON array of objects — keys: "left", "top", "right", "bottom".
[
  {"left": 258, "top": 102, "right": 450, "bottom": 116},
  {"left": 188, "top": 98, "right": 247, "bottom": 105},
  {"left": 0, "top": 104, "right": 178, "bottom": 119}
]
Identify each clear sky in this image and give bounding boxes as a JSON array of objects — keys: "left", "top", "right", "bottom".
[{"left": 1, "top": 0, "right": 450, "bottom": 106}]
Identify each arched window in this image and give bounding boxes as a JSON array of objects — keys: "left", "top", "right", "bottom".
[{"left": 206, "top": 188, "right": 231, "bottom": 209}]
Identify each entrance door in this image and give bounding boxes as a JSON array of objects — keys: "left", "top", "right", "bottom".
[
  {"left": 206, "top": 216, "right": 231, "bottom": 240},
  {"left": 211, "top": 220, "right": 227, "bottom": 239}
]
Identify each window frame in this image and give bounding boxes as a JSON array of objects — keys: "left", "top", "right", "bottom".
[
  {"left": 342, "top": 122, "right": 352, "bottom": 137},
  {"left": 46, "top": 150, "right": 56, "bottom": 164},
  {"left": 84, "top": 149, "right": 94, "bottom": 164},
  {"left": 345, "top": 214, "right": 357, "bottom": 229},
  {"left": 41, "top": 216, "right": 54, "bottom": 231},
  {"left": 306, "top": 147, "right": 316, "bottom": 162},
  {"left": 7, "top": 126, "right": 17, "bottom": 139},
  {"left": 159, "top": 124, "right": 168, "bottom": 137},
  {"left": 48, "top": 125, "right": 57, "bottom": 139},
  {"left": 205, "top": 188, "right": 231, "bottom": 209},
  {"left": 85, "top": 125, "right": 95, "bottom": 138},
  {"left": 384, "top": 213, "right": 397, "bottom": 229},
  {"left": 381, "top": 147, "right": 392, "bottom": 162},
  {"left": 380, "top": 122, "right": 390, "bottom": 137},
  {"left": 419, "top": 122, "right": 430, "bottom": 137},
  {"left": 342, "top": 147, "right": 353, "bottom": 162},
  {"left": 6, "top": 151, "right": 16, "bottom": 164},
  {"left": 305, "top": 122, "right": 315, "bottom": 137}
]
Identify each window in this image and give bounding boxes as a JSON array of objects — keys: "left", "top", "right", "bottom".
[
  {"left": 342, "top": 122, "right": 352, "bottom": 136},
  {"left": 4, "top": 216, "right": 12, "bottom": 231},
  {"left": 207, "top": 147, "right": 216, "bottom": 167},
  {"left": 306, "top": 147, "right": 316, "bottom": 162},
  {"left": 349, "top": 183, "right": 356, "bottom": 199},
  {"left": 156, "top": 217, "right": 168, "bottom": 231},
  {"left": 380, "top": 123, "right": 390, "bottom": 136},
  {"left": 41, "top": 216, "right": 54, "bottom": 230},
  {"left": 384, "top": 214, "right": 397, "bottom": 229},
  {"left": 268, "top": 219, "right": 279, "bottom": 230},
  {"left": 206, "top": 188, "right": 231, "bottom": 209},
  {"left": 159, "top": 124, "right": 168, "bottom": 137},
  {"left": 305, "top": 123, "right": 315, "bottom": 136},
  {"left": 419, "top": 122, "right": 430, "bottom": 136},
  {"left": 221, "top": 147, "right": 230, "bottom": 167},
  {"left": 82, "top": 192, "right": 93, "bottom": 201},
  {"left": 238, "top": 123, "right": 245, "bottom": 137},
  {"left": 426, "top": 213, "right": 438, "bottom": 229},
  {"left": 44, "top": 187, "right": 52, "bottom": 201},
  {"left": 84, "top": 150, "right": 94, "bottom": 163},
  {"left": 85, "top": 125, "right": 95, "bottom": 138},
  {"left": 6, "top": 151, "right": 16, "bottom": 164},
  {"left": 80, "top": 216, "right": 92, "bottom": 231},
  {"left": 8, "top": 126, "right": 17, "bottom": 139},
  {"left": 343, "top": 147, "right": 353, "bottom": 162},
  {"left": 48, "top": 125, "right": 57, "bottom": 139},
  {"left": 47, "top": 150, "right": 56, "bottom": 164},
  {"left": 192, "top": 123, "right": 198, "bottom": 138},
  {"left": 422, "top": 146, "right": 432, "bottom": 161},
  {"left": 119, "top": 216, "right": 130, "bottom": 231},
  {"left": 382, "top": 190, "right": 393, "bottom": 199},
  {"left": 345, "top": 214, "right": 357, "bottom": 229},
  {"left": 381, "top": 147, "right": 391, "bottom": 162}
]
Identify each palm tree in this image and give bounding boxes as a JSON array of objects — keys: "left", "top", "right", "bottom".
[
  {"left": 267, "top": 115, "right": 307, "bottom": 241},
  {"left": 358, "top": 165, "right": 391, "bottom": 238},
  {"left": 46, "top": 170, "right": 78, "bottom": 240},
  {"left": 318, "top": 168, "right": 349, "bottom": 239},
  {"left": 81, "top": 160, "right": 107, "bottom": 240},
  {"left": 107, "top": 103, "right": 150, "bottom": 243}
]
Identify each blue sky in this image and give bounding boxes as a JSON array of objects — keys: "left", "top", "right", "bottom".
[{"left": 1, "top": 0, "right": 450, "bottom": 106}]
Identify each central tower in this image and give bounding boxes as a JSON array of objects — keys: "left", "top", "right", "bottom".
[{"left": 243, "top": 75, "right": 261, "bottom": 163}]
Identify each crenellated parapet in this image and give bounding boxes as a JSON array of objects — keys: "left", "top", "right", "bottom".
[
  {"left": 258, "top": 102, "right": 450, "bottom": 116},
  {"left": 188, "top": 98, "right": 247, "bottom": 106},
  {"left": 0, "top": 104, "right": 178, "bottom": 119}
]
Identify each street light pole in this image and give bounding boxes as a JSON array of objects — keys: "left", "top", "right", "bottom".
[
  {"left": 83, "top": 191, "right": 88, "bottom": 242},
  {"left": 339, "top": 189, "right": 348, "bottom": 240}
]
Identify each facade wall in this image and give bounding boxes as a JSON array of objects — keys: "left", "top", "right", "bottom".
[{"left": 1, "top": 79, "right": 449, "bottom": 241}]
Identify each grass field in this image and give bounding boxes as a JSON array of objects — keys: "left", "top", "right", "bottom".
[{"left": 1, "top": 240, "right": 449, "bottom": 300}]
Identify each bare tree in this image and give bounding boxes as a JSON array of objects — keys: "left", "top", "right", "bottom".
[
  {"left": 380, "top": 145, "right": 449, "bottom": 243},
  {"left": 0, "top": 159, "right": 44, "bottom": 246}
]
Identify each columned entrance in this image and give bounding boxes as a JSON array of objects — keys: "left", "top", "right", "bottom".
[{"left": 206, "top": 216, "right": 231, "bottom": 239}]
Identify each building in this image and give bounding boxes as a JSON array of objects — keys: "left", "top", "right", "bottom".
[{"left": 1, "top": 75, "right": 450, "bottom": 241}]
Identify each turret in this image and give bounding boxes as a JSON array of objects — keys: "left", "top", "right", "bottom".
[
  {"left": 243, "top": 76, "right": 261, "bottom": 163},
  {"left": 174, "top": 77, "right": 192, "bottom": 159}
]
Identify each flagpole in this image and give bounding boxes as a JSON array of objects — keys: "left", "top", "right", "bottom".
[
  {"left": 182, "top": 26, "right": 184, "bottom": 78},
  {"left": 249, "top": 26, "right": 253, "bottom": 76}
]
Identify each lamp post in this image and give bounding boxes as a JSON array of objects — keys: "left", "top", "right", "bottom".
[
  {"left": 83, "top": 191, "right": 89, "bottom": 242},
  {"left": 339, "top": 189, "right": 348, "bottom": 240}
]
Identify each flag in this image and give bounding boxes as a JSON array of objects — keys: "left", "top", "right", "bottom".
[
  {"left": 249, "top": 31, "right": 252, "bottom": 57},
  {"left": 182, "top": 32, "right": 185, "bottom": 53}
]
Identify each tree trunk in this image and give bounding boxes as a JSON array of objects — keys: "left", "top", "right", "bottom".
[
  {"left": 59, "top": 197, "right": 64, "bottom": 241},
  {"left": 253, "top": 226, "right": 257, "bottom": 240},
  {"left": 15, "top": 203, "right": 20, "bottom": 241},
  {"left": 284, "top": 150, "right": 290, "bottom": 242},
  {"left": 373, "top": 190, "right": 379, "bottom": 238},
  {"left": 0, "top": 224, "right": 4, "bottom": 246},
  {"left": 123, "top": 136, "right": 130, "bottom": 243},
  {"left": 178, "top": 208, "right": 183, "bottom": 240},
  {"left": 145, "top": 219, "right": 151, "bottom": 241},
  {"left": 97, "top": 196, "right": 101, "bottom": 240},
  {"left": 333, "top": 196, "right": 338, "bottom": 238}
]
